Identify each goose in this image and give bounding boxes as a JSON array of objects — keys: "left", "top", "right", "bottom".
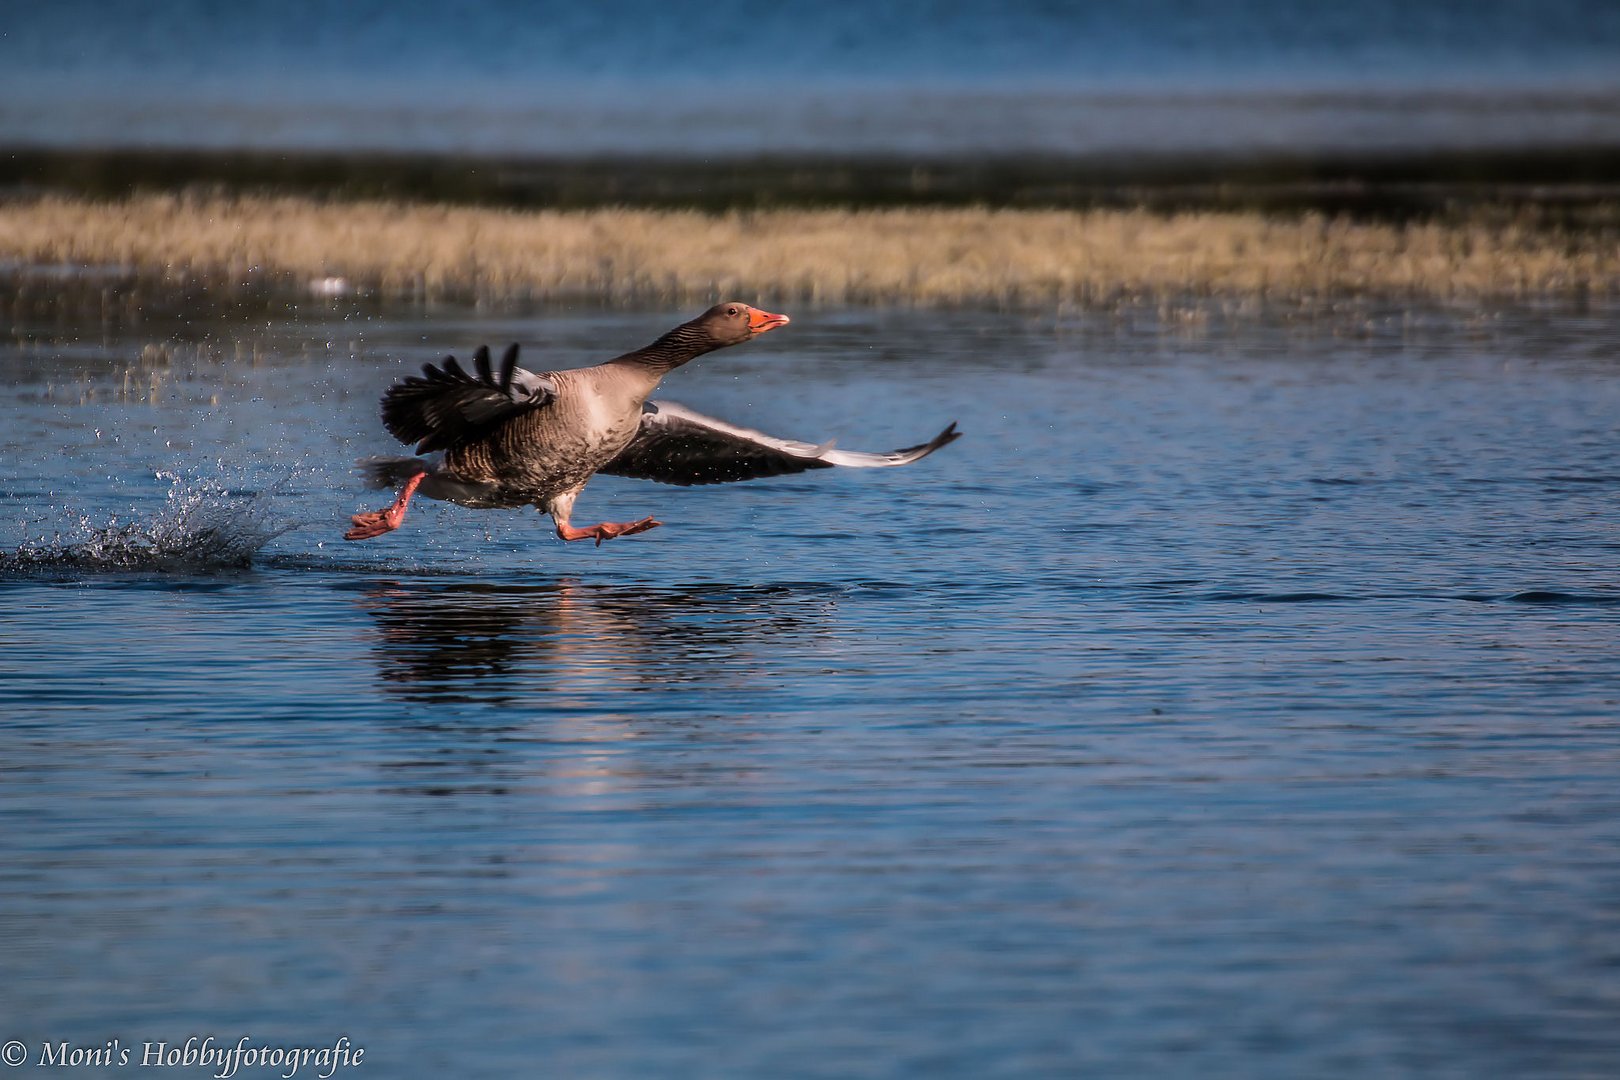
[{"left": 345, "top": 303, "right": 959, "bottom": 544}]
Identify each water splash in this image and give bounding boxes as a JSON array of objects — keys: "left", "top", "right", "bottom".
[{"left": 2, "top": 471, "right": 297, "bottom": 574}]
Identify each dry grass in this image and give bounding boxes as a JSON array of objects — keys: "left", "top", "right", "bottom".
[{"left": 3, "top": 193, "right": 1617, "bottom": 307}]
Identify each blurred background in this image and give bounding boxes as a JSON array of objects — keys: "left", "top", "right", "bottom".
[{"left": 5, "top": 0, "right": 1620, "bottom": 208}]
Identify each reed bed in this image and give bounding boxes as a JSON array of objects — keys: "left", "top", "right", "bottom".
[{"left": 3, "top": 193, "right": 1616, "bottom": 308}]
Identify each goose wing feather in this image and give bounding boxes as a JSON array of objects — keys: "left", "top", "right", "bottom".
[
  {"left": 599, "top": 400, "right": 960, "bottom": 487},
  {"left": 380, "top": 344, "right": 557, "bottom": 453}
]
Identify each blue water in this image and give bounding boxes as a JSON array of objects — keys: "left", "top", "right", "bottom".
[
  {"left": 3, "top": 0, "right": 1619, "bottom": 155},
  {"left": 3, "top": 303, "right": 1620, "bottom": 1076}
]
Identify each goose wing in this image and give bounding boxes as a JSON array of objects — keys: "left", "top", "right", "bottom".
[
  {"left": 380, "top": 344, "right": 558, "bottom": 453},
  {"left": 599, "top": 400, "right": 960, "bottom": 487}
]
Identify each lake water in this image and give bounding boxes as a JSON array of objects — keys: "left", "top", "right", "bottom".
[
  {"left": 4, "top": 302, "right": 1620, "bottom": 1076},
  {"left": 4, "top": 0, "right": 1619, "bottom": 157}
]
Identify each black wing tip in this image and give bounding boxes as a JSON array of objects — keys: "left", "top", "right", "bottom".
[
  {"left": 897, "top": 421, "right": 961, "bottom": 458},
  {"left": 420, "top": 347, "right": 510, "bottom": 387},
  {"left": 379, "top": 341, "right": 546, "bottom": 452},
  {"left": 499, "top": 343, "right": 520, "bottom": 392}
]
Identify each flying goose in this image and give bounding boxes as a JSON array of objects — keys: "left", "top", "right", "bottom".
[{"left": 345, "top": 303, "right": 958, "bottom": 544}]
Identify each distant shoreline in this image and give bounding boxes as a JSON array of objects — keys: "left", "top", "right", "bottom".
[
  {"left": 3, "top": 192, "right": 1616, "bottom": 313},
  {"left": 7, "top": 144, "right": 1620, "bottom": 215}
]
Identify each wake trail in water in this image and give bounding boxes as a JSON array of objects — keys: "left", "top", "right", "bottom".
[{"left": 1, "top": 471, "right": 302, "bottom": 574}]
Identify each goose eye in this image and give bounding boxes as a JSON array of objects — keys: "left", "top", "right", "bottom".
[{"left": 726, "top": 306, "right": 740, "bottom": 317}]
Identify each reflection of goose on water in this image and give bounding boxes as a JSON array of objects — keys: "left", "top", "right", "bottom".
[
  {"left": 345, "top": 303, "right": 959, "bottom": 544},
  {"left": 362, "top": 579, "right": 836, "bottom": 704}
]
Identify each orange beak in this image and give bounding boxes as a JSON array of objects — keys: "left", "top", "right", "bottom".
[{"left": 748, "top": 307, "right": 791, "bottom": 334}]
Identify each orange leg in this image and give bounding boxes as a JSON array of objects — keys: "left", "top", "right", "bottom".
[
  {"left": 345, "top": 473, "right": 425, "bottom": 541},
  {"left": 556, "top": 516, "right": 662, "bottom": 547}
]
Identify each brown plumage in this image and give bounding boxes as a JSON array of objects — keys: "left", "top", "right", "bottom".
[{"left": 344, "top": 302, "right": 959, "bottom": 544}]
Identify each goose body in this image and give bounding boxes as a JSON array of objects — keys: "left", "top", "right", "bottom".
[{"left": 344, "top": 303, "right": 959, "bottom": 544}]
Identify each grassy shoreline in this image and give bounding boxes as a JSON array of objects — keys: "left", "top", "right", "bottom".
[{"left": 4, "top": 193, "right": 1618, "bottom": 311}]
